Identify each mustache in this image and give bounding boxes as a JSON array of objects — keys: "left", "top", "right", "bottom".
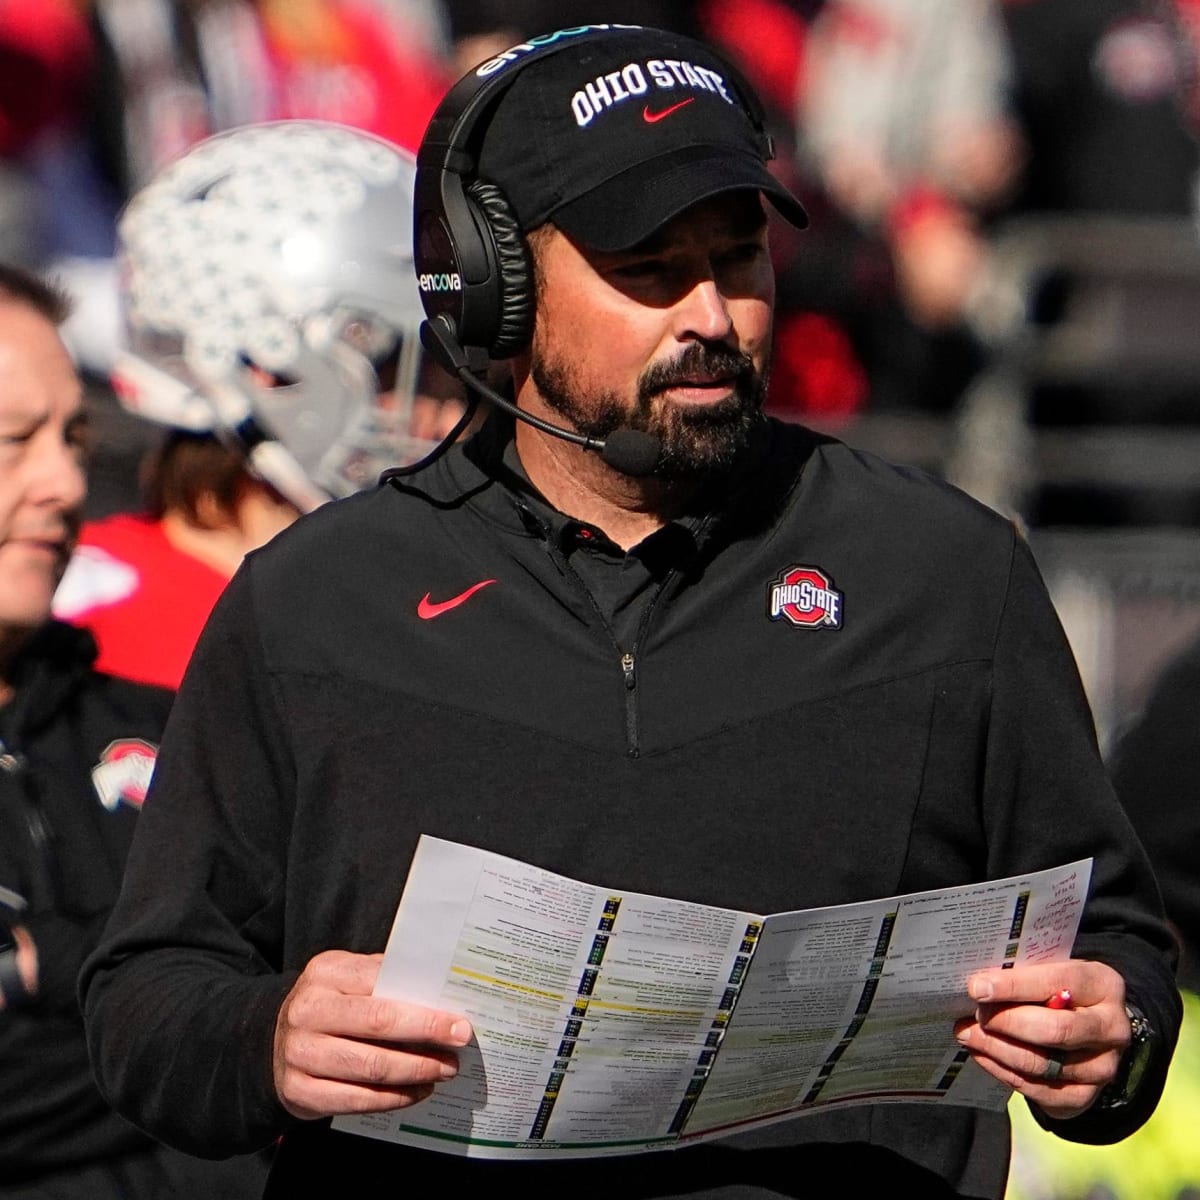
[{"left": 638, "top": 342, "right": 757, "bottom": 400}]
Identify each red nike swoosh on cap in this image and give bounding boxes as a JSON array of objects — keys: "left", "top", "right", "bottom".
[
  {"left": 643, "top": 98, "right": 696, "bottom": 123},
  {"left": 417, "top": 579, "right": 497, "bottom": 619}
]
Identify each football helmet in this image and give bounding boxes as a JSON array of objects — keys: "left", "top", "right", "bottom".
[{"left": 113, "top": 120, "right": 438, "bottom": 511}]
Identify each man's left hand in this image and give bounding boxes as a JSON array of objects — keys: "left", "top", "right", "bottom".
[{"left": 954, "top": 959, "right": 1131, "bottom": 1119}]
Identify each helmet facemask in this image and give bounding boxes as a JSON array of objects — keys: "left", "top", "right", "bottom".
[{"left": 113, "top": 121, "right": 458, "bottom": 512}]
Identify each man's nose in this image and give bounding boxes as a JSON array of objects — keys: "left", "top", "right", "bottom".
[
  {"left": 675, "top": 278, "right": 734, "bottom": 342},
  {"left": 28, "top": 435, "right": 86, "bottom": 513}
]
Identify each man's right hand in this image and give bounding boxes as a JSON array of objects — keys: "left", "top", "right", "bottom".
[{"left": 272, "top": 949, "right": 473, "bottom": 1121}]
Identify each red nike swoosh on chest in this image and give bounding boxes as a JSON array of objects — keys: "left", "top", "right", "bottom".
[
  {"left": 417, "top": 579, "right": 497, "bottom": 619},
  {"left": 643, "top": 98, "right": 695, "bottom": 123}
]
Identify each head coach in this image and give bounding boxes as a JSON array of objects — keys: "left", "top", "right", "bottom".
[{"left": 82, "top": 25, "right": 1179, "bottom": 1200}]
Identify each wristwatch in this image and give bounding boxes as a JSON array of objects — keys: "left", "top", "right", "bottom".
[
  {"left": 1096, "top": 1002, "right": 1154, "bottom": 1110},
  {"left": 0, "top": 917, "right": 32, "bottom": 1009}
]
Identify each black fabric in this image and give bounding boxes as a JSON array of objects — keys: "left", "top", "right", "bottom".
[
  {"left": 82, "top": 420, "right": 1180, "bottom": 1197},
  {"left": 263, "top": 1121, "right": 983, "bottom": 1199},
  {"left": 1109, "top": 632, "right": 1200, "bottom": 991},
  {"left": 2, "top": 1140, "right": 269, "bottom": 1200},
  {"left": 0, "top": 621, "right": 268, "bottom": 1196},
  {"left": 0, "top": 623, "right": 166, "bottom": 1176},
  {"left": 467, "top": 27, "right": 807, "bottom": 249},
  {"left": 1001, "top": 0, "right": 1200, "bottom": 217},
  {"left": 497, "top": 430, "right": 705, "bottom": 648}
]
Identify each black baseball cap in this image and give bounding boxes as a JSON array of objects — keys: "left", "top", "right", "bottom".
[{"left": 475, "top": 26, "right": 808, "bottom": 251}]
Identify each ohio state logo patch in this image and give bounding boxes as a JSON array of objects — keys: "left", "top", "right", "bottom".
[
  {"left": 767, "top": 565, "right": 843, "bottom": 629},
  {"left": 92, "top": 738, "right": 157, "bottom": 812}
]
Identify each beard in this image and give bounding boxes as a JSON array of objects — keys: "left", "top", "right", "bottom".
[{"left": 531, "top": 339, "right": 768, "bottom": 480}]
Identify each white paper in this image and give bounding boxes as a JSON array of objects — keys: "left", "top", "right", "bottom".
[{"left": 334, "top": 839, "right": 1091, "bottom": 1159}]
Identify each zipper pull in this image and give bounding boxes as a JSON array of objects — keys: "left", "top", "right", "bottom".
[{"left": 621, "top": 652, "right": 636, "bottom": 690}]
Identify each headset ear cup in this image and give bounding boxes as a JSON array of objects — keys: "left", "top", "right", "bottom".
[{"left": 467, "top": 179, "right": 534, "bottom": 358}]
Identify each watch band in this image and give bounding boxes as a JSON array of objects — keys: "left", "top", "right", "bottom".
[{"left": 1096, "top": 1002, "right": 1154, "bottom": 1110}]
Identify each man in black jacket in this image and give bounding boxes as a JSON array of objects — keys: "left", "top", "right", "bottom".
[
  {"left": 82, "top": 26, "right": 1180, "bottom": 1199},
  {"left": 0, "top": 265, "right": 266, "bottom": 1197}
]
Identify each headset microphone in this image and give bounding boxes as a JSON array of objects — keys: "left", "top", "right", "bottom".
[
  {"left": 384, "top": 313, "right": 661, "bottom": 480},
  {"left": 594, "top": 427, "right": 662, "bottom": 478}
]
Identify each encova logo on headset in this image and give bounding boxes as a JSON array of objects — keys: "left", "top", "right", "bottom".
[
  {"left": 418, "top": 272, "right": 462, "bottom": 293},
  {"left": 474, "top": 24, "right": 642, "bottom": 77}
]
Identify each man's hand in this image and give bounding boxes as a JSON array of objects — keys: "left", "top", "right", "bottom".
[
  {"left": 273, "top": 950, "right": 473, "bottom": 1121},
  {"left": 954, "top": 959, "right": 1131, "bottom": 1119},
  {"left": 0, "top": 924, "right": 38, "bottom": 1012}
]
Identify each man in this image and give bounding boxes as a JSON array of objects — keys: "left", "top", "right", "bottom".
[
  {"left": 82, "top": 26, "right": 1179, "bottom": 1199},
  {"left": 0, "top": 265, "right": 264, "bottom": 1197},
  {"left": 51, "top": 120, "right": 468, "bottom": 689}
]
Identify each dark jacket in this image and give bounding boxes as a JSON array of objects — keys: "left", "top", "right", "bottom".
[
  {"left": 82, "top": 420, "right": 1180, "bottom": 1199},
  {"left": 0, "top": 621, "right": 172, "bottom": 1178}
]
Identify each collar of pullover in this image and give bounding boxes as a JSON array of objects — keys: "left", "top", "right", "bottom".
[{"left": 399, "top": 410, "right": 822, "bottom": 559}]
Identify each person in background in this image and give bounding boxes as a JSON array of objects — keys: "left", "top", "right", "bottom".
[
  {"left": 53, "top": 120, "right": 467, "bottom": 689},
  {"left": 0, "top": 0, "right": 455, "bottom": 378},
  {"left": 0, "top": 262, "right": 263, "bottom": 1198}
]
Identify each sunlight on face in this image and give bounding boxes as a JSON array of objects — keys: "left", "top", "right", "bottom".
[
  {"left": 0, "top": 301, "right": 87, "bottom": 636},
  {"left": 528, "top": 193, "right": 775, "bottom": 479}
]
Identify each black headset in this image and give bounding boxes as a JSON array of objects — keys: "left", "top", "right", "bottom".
[{"left": 412, "top": 24, "right": 775, "bottom": 368}]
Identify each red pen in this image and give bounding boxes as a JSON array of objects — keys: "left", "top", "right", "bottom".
[{"left": 1046, "top": 988, "right": 1072, "bottom": 1009}]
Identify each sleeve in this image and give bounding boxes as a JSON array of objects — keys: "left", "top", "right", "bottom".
[
  {"left": 80, "top": 566, "right": 300, "bottom": 1157},
  {"left": 1107, "top": 636, "right": 1200, "bottom": 991},
  {"left": 982, "top": 536, "right": 1182, "bottom": 1144}
]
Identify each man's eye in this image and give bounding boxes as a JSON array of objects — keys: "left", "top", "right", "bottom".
[
  {"left": 610, "top": 260, "right": 667, "bottom": 281},
  {"left": 722, "top": 242, "right": 765, "bottom": 266},
  {"left": 67, "top": 423, "right": 92, "bottom": 460}
]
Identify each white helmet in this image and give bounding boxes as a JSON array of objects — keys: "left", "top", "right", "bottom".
[{"left": 113, "top": 120, "right": 434, "bottom": 511}]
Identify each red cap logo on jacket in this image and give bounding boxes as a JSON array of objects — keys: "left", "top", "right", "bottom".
[
  {"left": 767, "top": 565, "right": 843, "bottom": 629},
  {"left": 92, "top": 739, "right": 158, "bottom": 811}
]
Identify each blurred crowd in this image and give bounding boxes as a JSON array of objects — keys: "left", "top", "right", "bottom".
[
  {"left": 4, "top": 0, "right": 1200, "bottom": 433},
  {"left": 5, "top": 3, "right": 1200, "bottom": 1199}
]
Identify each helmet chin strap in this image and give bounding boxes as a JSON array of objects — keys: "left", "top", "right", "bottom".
[
  {"left": 242, "top": 439, "right": 330, "bottom": 515},
  {"left": 205, "top": 381, "right": 331, "bottom": 514}
]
